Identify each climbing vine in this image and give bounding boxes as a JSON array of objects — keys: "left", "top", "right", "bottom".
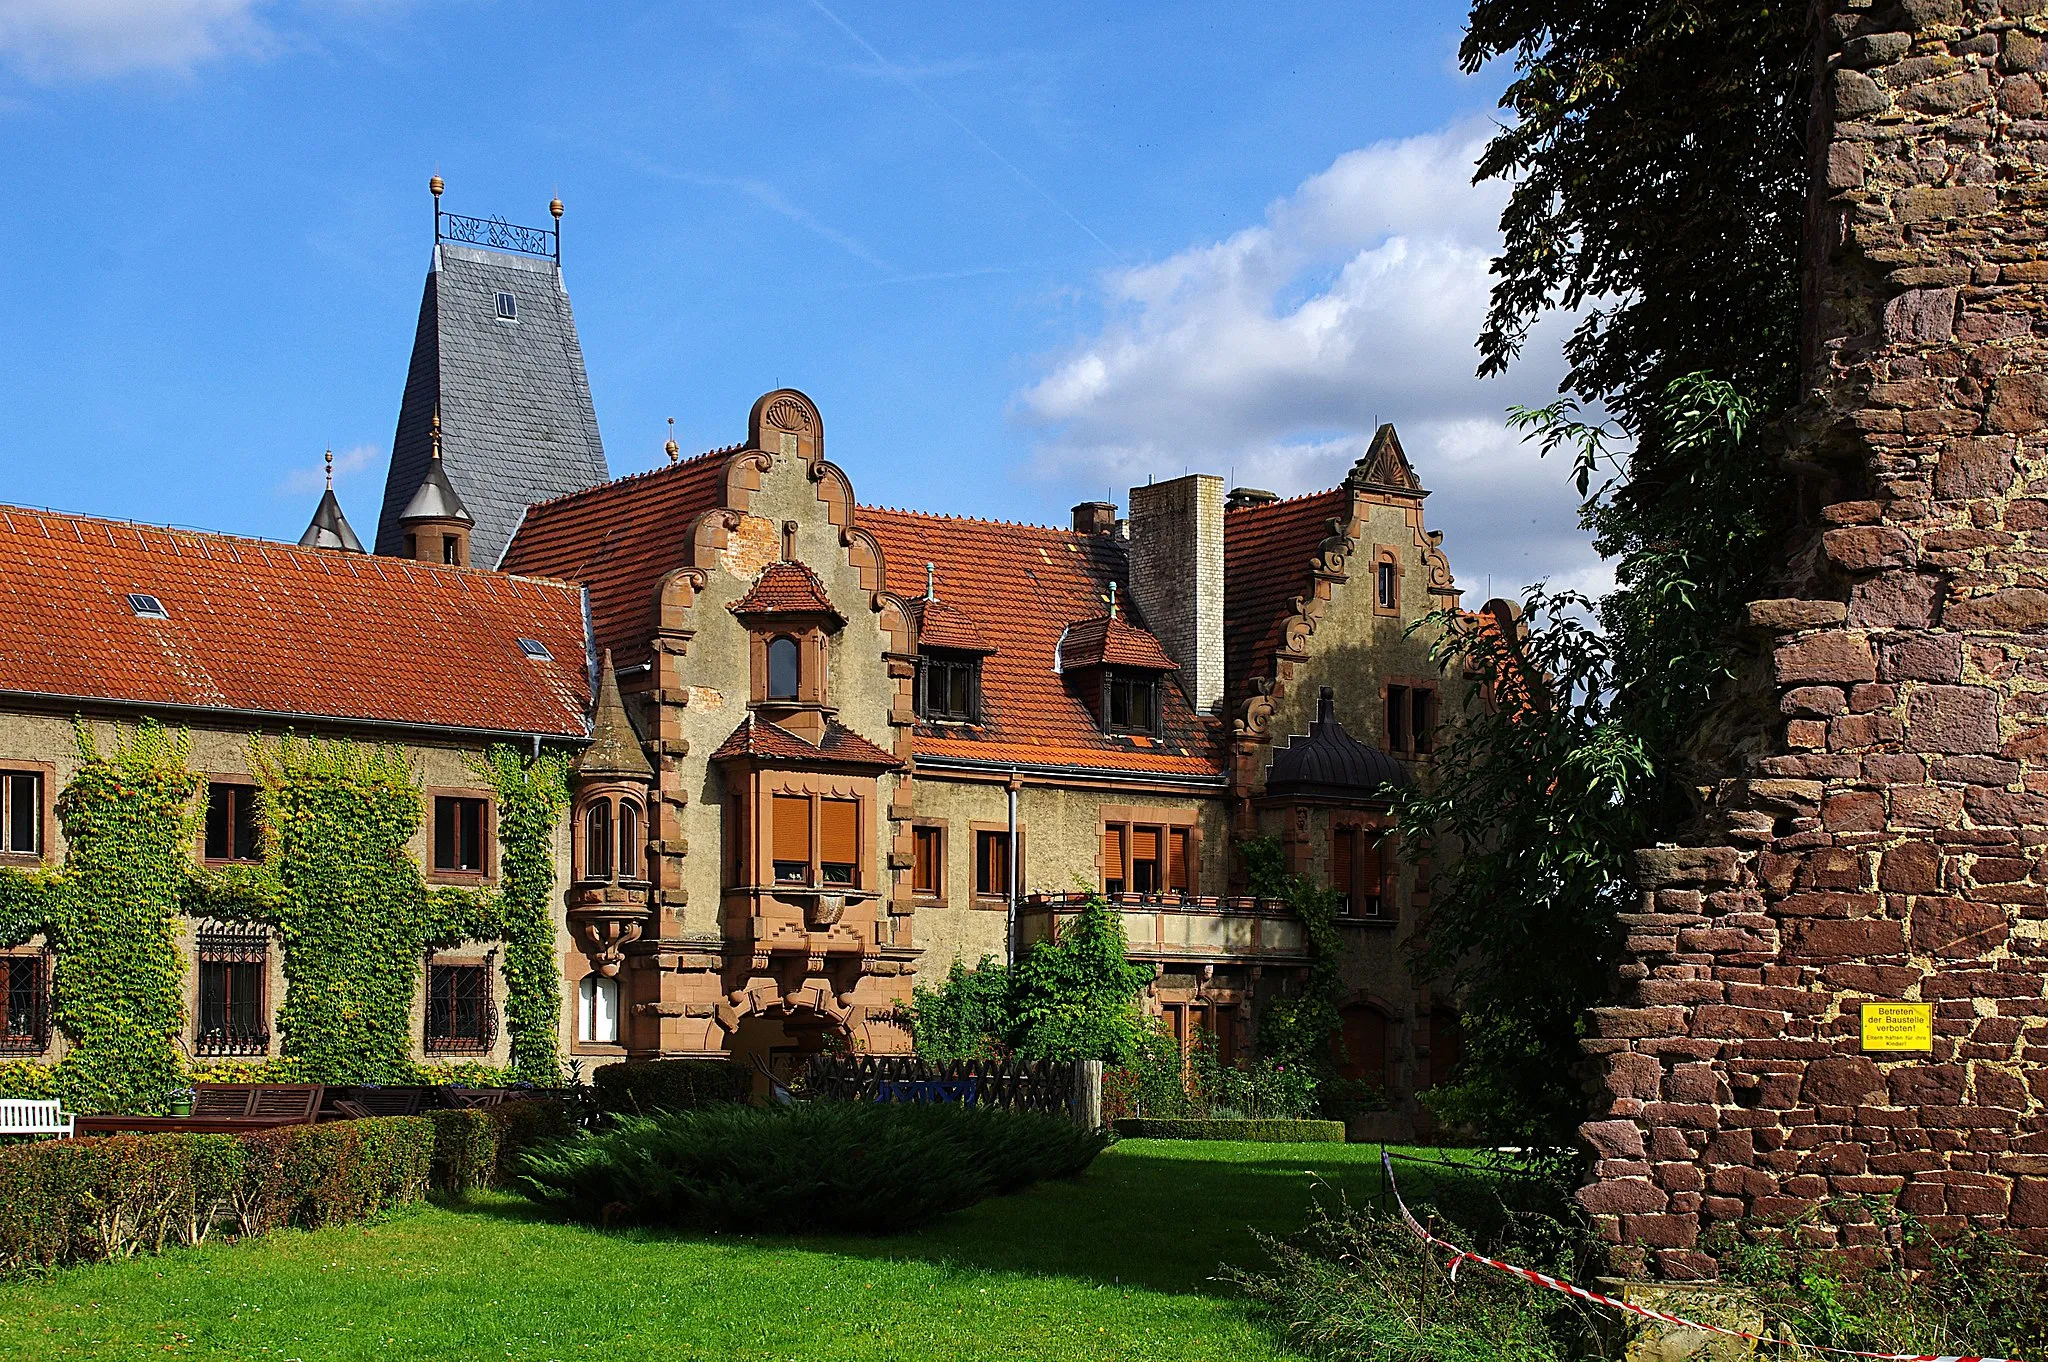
[
  {"left": 0, "top": 722, "right": 572, "bottom": 1109},
  {"left": 0, "top": 721, "right": 199, "bottom": 1113},
  {"left": 1237, "top": 836, "right": 1346, "bottom": 1075}
]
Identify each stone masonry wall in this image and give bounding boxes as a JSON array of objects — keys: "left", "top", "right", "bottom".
[{"left": 1581, "top": 0, "right": 2048, "bottom": 1279}]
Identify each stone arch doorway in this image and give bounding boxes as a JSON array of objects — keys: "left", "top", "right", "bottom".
[{"left": 727, "top": 1005, "right": 847, "bottom": 1096}]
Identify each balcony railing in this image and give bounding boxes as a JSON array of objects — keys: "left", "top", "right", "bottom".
[{"left": 1019, "top": 891, "right": 1310, "bottom": 963}]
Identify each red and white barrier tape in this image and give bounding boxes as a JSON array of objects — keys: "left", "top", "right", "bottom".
[{"left": 1379, "top": 1151, "right": 2030, "bottom": 1362}]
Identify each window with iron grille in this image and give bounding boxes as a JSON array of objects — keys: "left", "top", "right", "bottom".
[
  {"left": 425, "top": 956, "right": 497, "bottom": 1053},
  {"left": 916, "top": 651, "right": 980, "bottom": 723},
  {"left": 194, "top": 924, "right": 270, "bottom": 1056},
  {"left": 0, "top": 950, "right": 50, "bottom": 1055},
  {"left": 1, "top": 770, "right": 42, "bottom": 857}
]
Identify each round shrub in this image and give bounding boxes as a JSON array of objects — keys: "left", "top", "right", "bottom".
[{"left": 518, "top": 1101, "right": 1106, "bottom": 1235}]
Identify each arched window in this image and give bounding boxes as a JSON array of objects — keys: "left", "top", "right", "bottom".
[
  {"left": 617, "top": 800, "right": 640, "bottom": 881},
  {"left": 767, "top": 637, "right": 800, "bottom": 699},
  {"left": 584, "top": 800, "right": 613, "bottom": 881},
  {"left": 577, "top": 973, "right": 619, "bottom": 1044}
]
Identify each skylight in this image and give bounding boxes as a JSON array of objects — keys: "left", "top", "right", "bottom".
[
  {"left": 127, "top": 593, "right": 169, "bottom": 620},
  {"left": 495, "top": 291, "right": 517, "bottom": 320},
  {"left": 516, "top": 638, "right": 552, "bottom": 660}
]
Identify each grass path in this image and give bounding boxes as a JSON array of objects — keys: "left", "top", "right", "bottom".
[{"left": 0, "top": 1140, "right": 1481, "bottom": 1362}]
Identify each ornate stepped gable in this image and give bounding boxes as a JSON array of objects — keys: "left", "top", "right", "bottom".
[{"left": 1580, "top": 3, "right": 2048, "bottom": 1278}]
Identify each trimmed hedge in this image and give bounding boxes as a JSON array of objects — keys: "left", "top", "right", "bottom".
[
  {"left": 1112, "top": 1117, "right": 1347, "bottom": 1143},
  {"left": 591, "top": 1058, "right": 751, "bottom": 1116},
  {"left": 0, "top": 1116, "right": 433, "bottom": 1275},
  {"left": 429, "top": 1098, "right": 575, "bottom": 1196},
  {"left": 519, "top": 1101, "right": 1106, "bottom": 1234}
]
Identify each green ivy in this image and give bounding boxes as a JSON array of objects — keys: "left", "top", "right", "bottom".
[
  {"left": 1237, "top": 836, "right": 1346, "bottom": 1078},
  {"left": 0, "top": 721, "right": 199, "bottom": 1114},
  {"left": 1, "top": 723, "right": 572, "bottom": 1109}
]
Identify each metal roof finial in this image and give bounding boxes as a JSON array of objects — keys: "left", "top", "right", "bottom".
[
  {"left": 324, "top": 447, "right": 334, "bottom": 491},
  {"left": 1108, "top": 580, "right": 1118, "bottom": 619},
  {"left": 665, "top": 416, "right": 679, "bottom": 464},
  {"left": 430, "top": 174, "right": 443, "bottom": 199},
  {"left": 550, "top": 196, "right": 564, "bottom": 220},
  {"left": 926, "top": 561, "right": 937, "bottom": 601},
  {"left": 430, "top": 402, "right": 443, "bottom": 461}
]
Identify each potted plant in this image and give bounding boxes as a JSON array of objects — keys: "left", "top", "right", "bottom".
[{"left": 166, "top": 1087, "right": 197, "bottom": 1117}]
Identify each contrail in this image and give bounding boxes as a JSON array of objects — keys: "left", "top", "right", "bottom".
[{"left": 804, "top": 0, "right": 1124, "bottom": 263}]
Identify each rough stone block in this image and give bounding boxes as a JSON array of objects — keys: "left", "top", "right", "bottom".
[
  {"left": 1988, "top": 372, "right": 2048, "bottom": 433},
  {"left": 1748, "top": 599, "right": 1848, "bottom": 631},
  {"left": 1824, "top": 526, "right": 1916, "bottom": 570},
  {"left": 1788, "top": 917, "right": 1906, "bottom": 960},
  {"left": 1583, "top": 1119, "right": 1647, "bottom": 1159},
  {"left": 1935, "top": 440, "right": 2017, "bottom": 499},
  {"left": 1775, "top": 634, "right": 1877, "bottom": 685},
  {"left": 1911, "top": 898, "right": 2012, "bottom": 957},
  {"left": 1879, "top": 841, "right": 1942, "bottom": 893},
  {"left": 1946, "top": 588, "right": 2048, "bottom": 630},
  {"left": 1906, "top": 686, "right": 2002, "bottom": 753}
]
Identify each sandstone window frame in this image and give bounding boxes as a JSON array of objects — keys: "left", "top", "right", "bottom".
[
  {"left": 1383, "top": 681, "right": 1438, "bottom": 758},
  {"left": 1373, "top": 546, "right": 1403, "bottom": 617},
  {"left": 911, "top": 820, "right": 946, "bottom": 903},
  {"left": 576, "top": 971, "right": 622, "bottom": 1050},
  {"left": 193, "top": 922, "right": 271, "bottom": 1058},
  {"left": 1329, "top": 817, "right": 1394, "bottom": 922},
  {"left": 1098, "top": 804, "right": 1199, "bottom": 897},
  {"left": 424, "top": 952, "right": 497, "bottom": 1054},
  {"left": 971, "top": 822, "right": 1025, "bottom": 908},
  {"left": 428, "top": 788, "right": 497, "bottom": 884},
  {"left": 752, "top": 777, "right": 876, "bottom": 892},
  {"left": 0, "top": 762, "right": 53, "bottom": 865},
  {"left": 575, "top": 793, "right": 645, "bottom": 886}
]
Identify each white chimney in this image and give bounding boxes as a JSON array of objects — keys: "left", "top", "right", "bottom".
[{"left": 1126, "top": 474, "right": 1225, "bottom": 715}]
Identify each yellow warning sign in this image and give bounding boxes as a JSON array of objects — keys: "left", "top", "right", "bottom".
[{"left": 1860, "top": 1002, "right": 1932, "bottom": 1052}]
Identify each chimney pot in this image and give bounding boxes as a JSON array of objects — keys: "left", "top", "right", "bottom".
[
  {"left": 1072, "top": 500, "right": 1118, "bottom": 534},
  {"left": 1226, "top": 487, "right": 1279, "bottom": 510}
]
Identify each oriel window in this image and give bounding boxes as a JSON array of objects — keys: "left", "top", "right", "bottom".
[
  {"left": 766, "top": 637, "right": 801, "bottom": 700},
  {"left": 617, "top": 800, "right": 641, "bottom": 881},
  {"left": 584, "top": 800, "right": 613, "bottom": 881},
  {"left": 1, "top": 771, "right": 42, "bottom": 857},
  {"left": 772, "top": 793, "right": 811, "bottom": 884},
  {"left": 434, "top": 796, "right": 489, "bottom": 874}
]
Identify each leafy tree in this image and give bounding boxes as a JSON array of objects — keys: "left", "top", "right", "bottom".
[{"left": 907, "top": 956, "right": 1016, "bottom": 1061}]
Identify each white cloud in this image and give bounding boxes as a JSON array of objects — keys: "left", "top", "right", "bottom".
[
  {"left": 1016, "top": 117, "right": 1601, "bottom": 606},
  {"left": 0, "top": 0, "right": 271, "bottom": 79},
  {"left": 279, "top": 441, "right": 378, "bottom": 496}
]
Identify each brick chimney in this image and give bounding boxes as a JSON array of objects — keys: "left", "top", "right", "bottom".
[
  {"left": 1126, "top": 474, "right": 1225, "bottom": 715},
  {"left": 1071, "top": 501, "right": 1118, "bottom": 535}
]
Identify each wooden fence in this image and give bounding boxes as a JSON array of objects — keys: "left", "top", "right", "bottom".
[{"left": 801, "top": 1056, "right": 1084, "bottom": 1116}]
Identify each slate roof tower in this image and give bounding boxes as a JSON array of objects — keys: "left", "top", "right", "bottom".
[{"left": 374, "top": 177, "right": 609, "bottom": 568}]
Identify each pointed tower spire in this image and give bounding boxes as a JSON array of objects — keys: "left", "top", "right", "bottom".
[
  {"left": 574, "top": 650, "right": 654, "bottom": 779},
  {"left": 299, "top": 448, "right": 366, "bottom": 552},
  {"left": 400, "top": 403, "right": 475, "bottom": 565}
]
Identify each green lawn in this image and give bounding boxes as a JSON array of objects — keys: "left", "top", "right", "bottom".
[{"left": 0, "top": 1140, "right": 1484, "bottom": 1362}]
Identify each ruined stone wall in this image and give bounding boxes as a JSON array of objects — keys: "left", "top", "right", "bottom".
[{"left": 1581, "top": 0, "right": 2048, "bottom": 1278}]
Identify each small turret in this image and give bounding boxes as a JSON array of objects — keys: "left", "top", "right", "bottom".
[
  {"left": 298, "top": 449, "right": 365, "bottom": 553},
  {"left": 400, "top": 406, "right": 474, "bottom": 567}
]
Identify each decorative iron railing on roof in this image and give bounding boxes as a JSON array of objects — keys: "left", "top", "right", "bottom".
[{"left": 436, "top": 209, "right": 558, "bottom": 263}]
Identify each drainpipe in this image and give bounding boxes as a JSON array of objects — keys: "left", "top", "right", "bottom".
[{"left": 1006, "top": 770, "right": 1020, "bottom": 967}]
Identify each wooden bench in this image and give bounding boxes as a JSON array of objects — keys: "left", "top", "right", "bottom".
[
  {"left": 0, "top": 1098, "right": 73, "bottom": 1138},
  {"left": 75, "top": 1084, "right": 324, "bottom": 1136},
  {"left": 318, "top": 1086, "right": 430, "bottom": 1121}
]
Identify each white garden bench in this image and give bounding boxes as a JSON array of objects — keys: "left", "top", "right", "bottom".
[{"left": 0, "top": 1098, "right": 74, "bottom": 1137}]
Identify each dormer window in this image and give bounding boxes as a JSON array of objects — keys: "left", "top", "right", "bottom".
[
  {"left": 917, "top": 650, "right": 980, "bottom": 723},
  {"left": 766, "top": 636, "right": 800, "bottom": 700},
  {"left": 1104, "top": 669, "right": 1161, "bottom": 736}
]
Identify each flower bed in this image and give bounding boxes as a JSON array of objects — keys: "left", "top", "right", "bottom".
[{"left": 1112, "top": 1117, "right": 1346, "bottom": 1143}]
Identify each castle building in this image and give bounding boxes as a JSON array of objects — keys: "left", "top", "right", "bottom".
[{"left": 0, "top": 184, "right": 1478, "bottom": 1135}]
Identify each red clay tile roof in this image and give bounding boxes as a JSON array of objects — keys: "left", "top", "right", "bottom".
[
  {"left": 1224, "top": 488, "right": 1348, "bottom": 709},
  {"left": 709, "top": 715, "right": 900, "bottom": 768},
  {"left": 1058, "top": 614, "right": 1179, "bottom": 672},
  {"left": 730, "top": 560, "right": 839, "bottom": 618},
  {"left": 860, "top": 508, "right": 1222, "bottom": 779},
  {"left": 0, "top": 506, "right": 591, "bottom": 737},
  {"left": 498, "top": 448, "right": 735, "bottom": 667},
  {"left": 908, "top": 596, "right": 995, "bottom": 654}
]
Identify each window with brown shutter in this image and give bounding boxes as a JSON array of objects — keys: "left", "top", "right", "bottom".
[
  {"left": 1131, "top": 825, "right": 1163, "bottom": 893},
  {"left": 1167, "top": 827, "right": 1192, "bottom": 894},
  {"left": 1357, "top": 833, "right": 1385, "bottom": 918},
  {"left": 975, "top": 829, "right": 1011, "bottom": 898},
  {"left": 1101, "top": 825, "right": 1126, "bottom": 895},
  {"left": 772, "top": 794, "right": 811, "bottom": 884},
  {"left": 819, "top": 799, "right": 858, "bottom": 887},
  {"left": 912, "top": 825, "right": 942, "bottom": 896},
  {"left": 1331, "top": 826, "right": 1356, "bottom": 912}
]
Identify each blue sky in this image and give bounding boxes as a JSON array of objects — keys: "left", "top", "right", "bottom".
[{"left": 0, "top": 0, "right": 1599, "bottom": 601}]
